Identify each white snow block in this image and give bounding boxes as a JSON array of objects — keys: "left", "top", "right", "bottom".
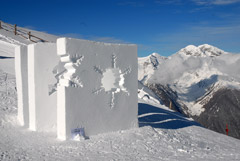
[
  {"left": 28, "top": 43, "right": 59, "bottom": 132},
  {"left": 57, "top": 38, "right": 138, "bottom": 140},
  {"left": 15, "top": 45, "right": 29, "bottom": 127}
]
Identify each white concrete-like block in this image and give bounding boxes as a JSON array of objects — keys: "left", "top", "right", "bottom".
[
  {"left": 28, "top": 43, "right": 59, "bottom": 132},
  {"left": 57, "top": 38, "right": 138, "bottom": 140},
  {"left": 15, "top": 45, "right": 29, "bottom": 127}
]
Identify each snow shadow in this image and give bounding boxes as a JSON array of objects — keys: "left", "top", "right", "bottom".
[
  {"left": 138, "top": 103, "right": 200, "bottom": 129},
  {"left": 0, "top": 56, "right": 14, "bottom": 59}
]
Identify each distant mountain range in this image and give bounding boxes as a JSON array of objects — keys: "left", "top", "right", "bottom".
[{"left": 138, "top": 44, "right": 240, "bottom": 139}]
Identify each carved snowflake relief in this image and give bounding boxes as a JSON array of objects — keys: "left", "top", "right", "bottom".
[
  {"left": 51, "top": 53, "right": 84, "bottom": 93},
  {"left": 93, "top": 54, "right": 131, "bottom": 109}
]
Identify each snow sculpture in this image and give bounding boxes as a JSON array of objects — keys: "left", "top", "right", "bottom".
[
  {"left": 28, "top": 43, "right": 59, "bottom": 132},
  {"left": 57, "top": 38, "right": 138, "bottom": 140},
  {"left": 15, "top": 45, "right": 29, "bottom": 127}
]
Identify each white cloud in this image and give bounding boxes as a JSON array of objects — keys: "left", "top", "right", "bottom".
[
  {"left": 192, "top": 0, "right": 240, "bottom": 5},
  {"left": 212, "top": 54, "right": 240, "bottom": 80},
  {"left": 191, "top": 25, "right": 240, "bottom": 35},
  {"left": 149, "top": 55, "right": 204, "bottom": 84}
]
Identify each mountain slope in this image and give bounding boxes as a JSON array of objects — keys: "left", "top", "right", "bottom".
[
  {"left": 139, "top": 44, "right": 240, "bottom": 139},
  {"left": 195, "top": 88, "right": 240, "bottom": 139}
]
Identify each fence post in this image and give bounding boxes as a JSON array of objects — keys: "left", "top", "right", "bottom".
[
  {"left": 0, "top": 21, "right": 2, "bottom": 29},
  {"left": 14, "top": 24, "right": 17, "bottom": 35},
  {"left": 28, "top": 31, "right": 31, "bottom": 40},
  {"left": 169, "top": 101, "right": 172, "bottom": 110}
]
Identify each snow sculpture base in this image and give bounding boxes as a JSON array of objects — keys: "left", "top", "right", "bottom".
[
  {"left": 28, "top": 43, "right": 59, "bottom": 132},
  {"left": 57, "top": 38, "right": 138, "bottom": 140},
  {"left": 15, "top": 45, "right": 29, "bottom": 127}
]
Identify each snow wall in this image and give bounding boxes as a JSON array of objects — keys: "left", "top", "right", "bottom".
[
  {"left": 28, "top": 43, "right": 59, "bottom": 132},
  {"left": 57, "top": 38, "right": 138, "bottom": 140},
  {"left": 15, "top": 45, "right": 29, "bottom": 127}
]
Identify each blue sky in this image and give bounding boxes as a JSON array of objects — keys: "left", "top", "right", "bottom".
[{"left": 0, "top": 0, "right": 240, "bottom": 57}]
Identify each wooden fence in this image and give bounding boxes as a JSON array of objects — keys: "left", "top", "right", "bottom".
[{"left": 0, "top": 20, "right": 48, "bottom": 43}]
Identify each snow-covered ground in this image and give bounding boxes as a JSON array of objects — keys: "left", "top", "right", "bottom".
[{"left": 0, "top": 69, "right": 240, "bottom": 160}]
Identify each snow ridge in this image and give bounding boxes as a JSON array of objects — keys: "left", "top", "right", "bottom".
[{"left": 177, "top": 44, "right": 226, "bottom": 57}]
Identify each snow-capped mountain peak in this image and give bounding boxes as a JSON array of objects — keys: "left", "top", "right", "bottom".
[
  {"left": 178, "top": 45, "right": 202, "bottom": 56},
  {"left": 151, "top": 52, "right": 159, "bottom": 57},
  {"left": 138, "top": 52, "right": 168, "bottom": 82},
  {"left": 148, "top": 52, "right": 168, "bottom": 62},
  {"left": 198, "top": 44, "right": 226, "bottom": 57},
  {"left": 138, "top": 52, "right": 167, "bottom": 70},
  {"left": 149, "top": 53, "right": 160, "bottom": 69},
  {"left": 177, "top": 44, "right": 226, "bottom": 57}
]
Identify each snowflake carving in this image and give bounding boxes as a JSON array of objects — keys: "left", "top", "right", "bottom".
[
  {"left": 93, "top": 54, "right": 131, "bottom": 109},
  {"left": 50, "top": 53, "right": 84, "bottom": 95}
]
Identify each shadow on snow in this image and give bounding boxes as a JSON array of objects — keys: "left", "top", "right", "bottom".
[
  {"left": 0, "top": 56, "right": 14, "bottom": 59},
  {"left": 138, "top": 103, "right": 201, "bottom": 129}
]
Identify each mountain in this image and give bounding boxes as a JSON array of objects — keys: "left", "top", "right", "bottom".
[
  {"left": 176, "top": 44, "right": 226, "bottom": 57},
  {"left": 138, "top": 52, "right": 167, "bottom": 83},
  {"left": 138, "top": 44, "right": 240, "bottom": 139}
]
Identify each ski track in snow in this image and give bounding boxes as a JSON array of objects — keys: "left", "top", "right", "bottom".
[{"left": 0, "top": 70, "right": 240, "bottom": 160}]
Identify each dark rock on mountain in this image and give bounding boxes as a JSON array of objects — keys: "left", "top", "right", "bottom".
[
  {"left": 194, "top": 88, "right": 240, "bottom": 139},
  {"left": 147, "top": 83, "right": 240, "bottom": 140},
  {"left": 147, "top": 83, "right": 187, "bottom": 115}
]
